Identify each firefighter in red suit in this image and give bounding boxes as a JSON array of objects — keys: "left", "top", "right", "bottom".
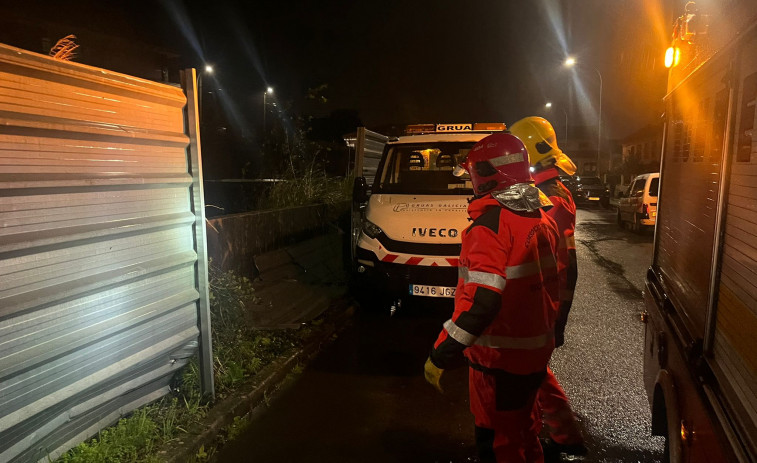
[
  {"left": 510, "top": 116, "right": 586, "bottom": 456},
  {"left": 424, "top": 132, "right": 561, "bottom": 463}
]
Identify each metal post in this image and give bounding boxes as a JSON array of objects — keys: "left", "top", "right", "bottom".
[
  {"left": 595, "top": 68, "right": 603, "bottom": 175},
  {"left": 197, "top": 74, "right": 202, "bottom": 121},
  {"left": 180, "top": 68, "right": 215, "bottom": 400},
  {"left": 562, "top": 108, "right": 568, "bottom": 144},
  {"left": 262, "top": 91, "right": 267, "bottom": 133},
  {"left": 354, "top": 127, "right": 366, "bottom": 178}
]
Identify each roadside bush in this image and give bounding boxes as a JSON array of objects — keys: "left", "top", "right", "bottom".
[{"left": 263, "top": 173, "right": 351, "bottom": 209}]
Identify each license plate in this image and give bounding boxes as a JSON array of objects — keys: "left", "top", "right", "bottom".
[
  {"left": 409, "top": 284, "right": 456, "bottom": 298},
  {"left": 588, "top": 196, "right": 600, "bottom": 200}
]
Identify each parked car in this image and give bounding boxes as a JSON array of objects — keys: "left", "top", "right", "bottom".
[
  {"left": 559, "top": 175, "right": 578, "bottom": 197},
  {"left": 573, "top": 176, "right": 610, "bottom": 207},
  {"left": 616, "top": 172, "right": 659, "bottom": 232}
]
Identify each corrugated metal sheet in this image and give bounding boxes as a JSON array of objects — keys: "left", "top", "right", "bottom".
[
  {"left": 354, "top": 127, "right": 387, "bottom": 183},
  {"left": 656, "top": 52, "right": 729, "bottom": 337},
  {"left": 712, "top": 29, "right": 757, "bottom": 458},
  {"left": 0, "top": 44, "right": 210, "bottom": 462}
]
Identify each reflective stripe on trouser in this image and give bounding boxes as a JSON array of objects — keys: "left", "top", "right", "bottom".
[
  {"left": 443, "top": 319, "right": 553, "bottom": 350},
  {"left": 537, "top": 367, "right": 583, "bottom": 445},
  {"left": 470, "top": 368, "right": 545, "bottom": 463}
]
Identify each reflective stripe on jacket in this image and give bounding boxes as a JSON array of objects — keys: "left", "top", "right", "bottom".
[{"left": 430, "top": 194, "right": 561, "bottom": 375}]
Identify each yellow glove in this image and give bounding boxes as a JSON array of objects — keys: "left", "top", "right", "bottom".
[{"left": 424, "top": 357, "right": 444, "bottom": 393}]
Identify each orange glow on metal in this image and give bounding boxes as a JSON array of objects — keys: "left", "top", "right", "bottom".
[
  {"left": 473, "top": 123, "right": 507, "bottom": 131},
  {"left": 680, "top": 420, "right": 693, "bottom": 444}
]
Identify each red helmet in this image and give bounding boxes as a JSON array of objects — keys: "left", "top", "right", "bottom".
[{"left": 455, "top": 132, "right": 534, "bottom": 195}]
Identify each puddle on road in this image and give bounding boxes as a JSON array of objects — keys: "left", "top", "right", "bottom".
[
  {"left": 579, "top": 239, "right": 643, "bottom": 301},
  {"left": 576, "top": 221, "right": 653, "bottom": 246}
]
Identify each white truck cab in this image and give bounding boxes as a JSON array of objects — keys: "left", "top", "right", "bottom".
[{"left": 351, "top": 123, "right": 506, "bottom": 307}]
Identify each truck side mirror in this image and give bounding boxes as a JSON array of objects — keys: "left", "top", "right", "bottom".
[{"left": 353, "top": 177, "right": 368, "bottom": 204}]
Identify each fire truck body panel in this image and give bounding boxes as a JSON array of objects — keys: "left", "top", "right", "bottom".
[{"left": 645, "top": 3, "right": 757, "bottom": 461}]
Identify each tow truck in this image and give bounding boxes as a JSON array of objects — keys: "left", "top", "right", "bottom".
[{"left": 350, "top": 123, "right": 506, "bottom": 310}]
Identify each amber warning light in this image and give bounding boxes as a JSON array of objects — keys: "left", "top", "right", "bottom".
[
  {"left": 665, "top": 47, "right": 681, "bottom": 68},
  {"left": 473, "top": 123, "right": 507, "bottom": 131},
  {"left": 405, "top": 124, "right": 437, "bottom": 134},
  {"left": 405, "top": 123, "right": 507, "bottom": 135}
]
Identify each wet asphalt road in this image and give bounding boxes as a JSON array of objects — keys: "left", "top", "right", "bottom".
[{"left": 217, "top": 207, "right": 665, "bottom": 462}]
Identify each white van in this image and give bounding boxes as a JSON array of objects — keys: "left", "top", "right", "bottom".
[
  {"left": 351, "top": 123, "right": 506, "bottom": 307},
  {"left": 617, "top": 172, "right": 660, "bottom": 231}
]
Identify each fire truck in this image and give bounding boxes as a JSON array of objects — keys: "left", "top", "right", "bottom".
[
  {"left": 643, "top": 1, "right": 757, "bottom": 461},
  {"left": 350, "top": 123, "right": 506, "bottom": 310}
]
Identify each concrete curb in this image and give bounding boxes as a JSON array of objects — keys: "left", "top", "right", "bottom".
[{"left": 159, "top": 303, "right": 356, "bottom": 463}]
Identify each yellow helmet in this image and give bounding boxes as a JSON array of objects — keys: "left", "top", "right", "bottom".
[{"left": 509, "top": 116, "right": 577, "bottom": 176}]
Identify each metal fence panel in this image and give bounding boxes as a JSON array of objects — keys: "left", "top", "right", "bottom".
[
  {"left": 354, "top": 127, "right": 387, "bottom": 182},
  {"left": 0, "top": 43, "right": 210, "bottom": 462}
]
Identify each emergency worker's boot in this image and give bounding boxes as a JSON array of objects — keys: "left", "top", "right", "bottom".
[{"left": 541, "top": 437, "right": 588, "bottom": 459}]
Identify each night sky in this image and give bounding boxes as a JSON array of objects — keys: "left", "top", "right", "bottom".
[{"left": 3, "top": 0, "right": 676, "bottom": 139}]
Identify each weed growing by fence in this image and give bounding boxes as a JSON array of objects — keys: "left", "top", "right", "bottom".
[
  {"left": 56, "top": 264, "right": 308, "bottom": 462},
  {"left": 262, "top": 172, "right": 352, "bottom": 209}
]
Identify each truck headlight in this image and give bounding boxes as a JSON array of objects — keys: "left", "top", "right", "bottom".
[{"left": 362, "top": 220, "right": 383, "bottom": 239}]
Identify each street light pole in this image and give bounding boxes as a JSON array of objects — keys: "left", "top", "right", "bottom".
[
  {"left": 262, "top": 86, "right": 273, "bottom": 133},
  {"left": 594, "top": 68, "right": 603, "bottom": 174},
  {"left": 197, "top": 65, "right": 213, "bottom": 123},
  {"left": 564, "top": 57, "right": 603, "bottom": 175},
  {"left": 545, "top": 102, "right": 569, "bottom": 144}
]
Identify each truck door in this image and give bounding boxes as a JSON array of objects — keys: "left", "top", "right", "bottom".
[
  {"left": 351, "top": 128, "right": 387, "bottom": 264},
  {"left": 654, "top": 37, "right": 731, "bottom": 344},
  {"left": 707, "top": 30, "right": 757, "bottom": 460},
  {"left": 353, "top": 127, "right": 388, "bottom": 181},
  {"left": 619, "top": 179, "right": 637, "bottom": 221}
]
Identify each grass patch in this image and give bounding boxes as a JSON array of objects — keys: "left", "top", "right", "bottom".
[{"left": 56, "top": 263, "right": 319, "bottom": 462}]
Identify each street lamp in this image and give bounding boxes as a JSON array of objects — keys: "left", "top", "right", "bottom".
[
  {"left": 263, "top": 86, "right": 274, "bottom": 132},
  {"left": 564, "top": 57, "right": 603, "bottom": 174},
  {"left": 197, "top": 64, "right": 214, "bottom": 121},
  {"left": 545, "top": 101, "right": 568, "bottom": 145}
]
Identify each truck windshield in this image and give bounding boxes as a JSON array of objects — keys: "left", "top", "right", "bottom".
[{"left": 373, "top": 142, "right": 474, "bottom": 195}]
